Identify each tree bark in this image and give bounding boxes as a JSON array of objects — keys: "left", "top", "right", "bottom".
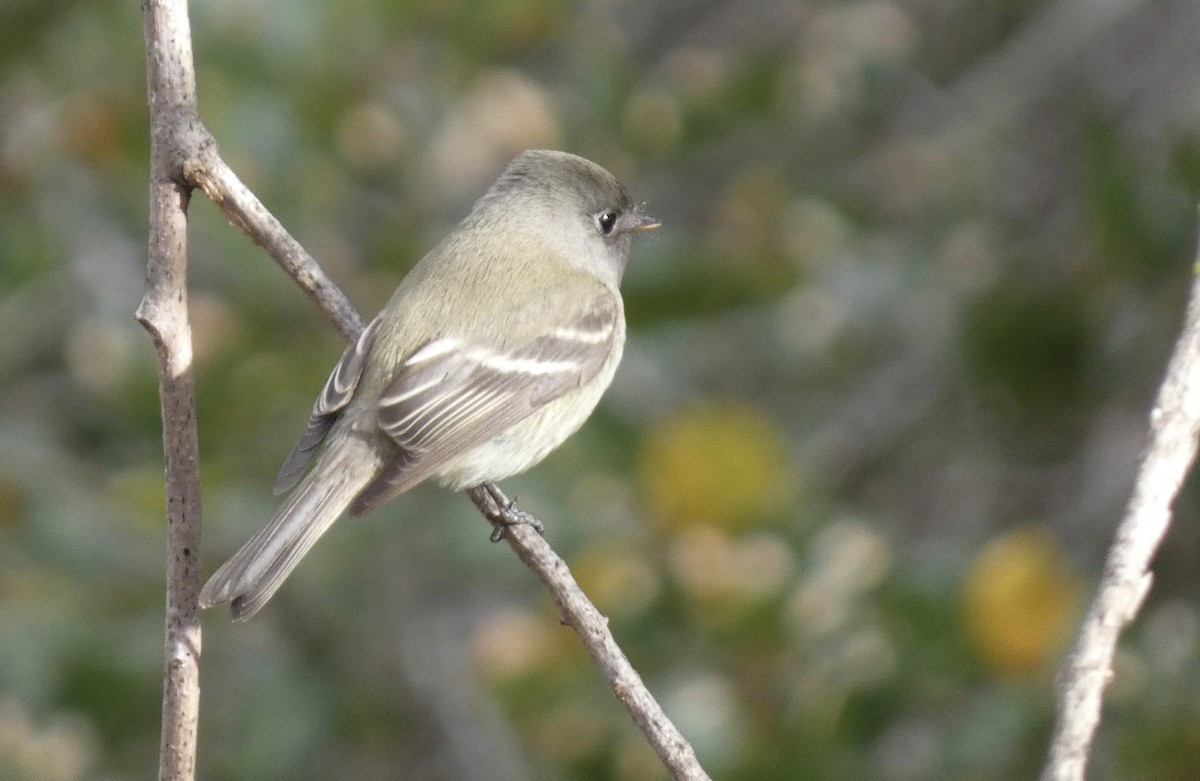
[
  {"left": 140, "top": 1, "right": 206, "bottom": 778},
  {"left": 1041, "top": 246, "right": 1200, "bottom": 780}
]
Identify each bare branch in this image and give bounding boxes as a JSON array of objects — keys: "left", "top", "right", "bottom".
[
  {"left": 1042, "top": 248, "right": 1200, "bottom": 780},
  {"left": 184, "top": 152, "right": 364, "bottom": 343},
  {"left": 140, "top": 1, "right": 204, "bottom": 779},
  {"left": 468, "top": 483, "right": 713, "bottom": 781},
  {"left": 140, "top": 1, "right": 706, "bottom": 776},
  {"left": 176, "top": 140, "right": 714, "bottom": 780}
]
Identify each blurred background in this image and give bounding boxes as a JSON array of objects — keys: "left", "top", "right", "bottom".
[{"left": 4, "top": 0, "right": 1200, "bottom": 778}]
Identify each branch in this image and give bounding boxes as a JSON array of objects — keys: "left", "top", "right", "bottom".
[
  {"left": 198, "top": 170, "right": 712, "bottom": 777},
  {"left": 468, "top": 484, "right": 712, "bottom": 781},
  {"left": 139, "top": 0, "right": 706, "bottom": 773},
  {"left": 138, "top": 13, "right": 706, "bottom": 778},
  {"left": 176, "top": 117, "right": 710, "bottom": 781},
  {"left": 1041, "top": 245, "right": 1200, "bottom": 779},
  {"left": 140, "top": 1, "right": 205, "bottom": 779},
  {"left": 183, "top": 152, "right": 364, "bottom": 343}
]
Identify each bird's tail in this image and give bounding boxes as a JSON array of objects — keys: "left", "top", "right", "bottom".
[{"left": 199, "top": 431, "right": 384, "bottom": 621}]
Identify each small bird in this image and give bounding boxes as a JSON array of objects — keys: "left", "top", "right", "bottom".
[{"left": 200, "top": 150, "right": 658, "bottom": 620}]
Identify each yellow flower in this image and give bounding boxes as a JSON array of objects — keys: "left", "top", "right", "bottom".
[
  {"left": 639, "top": 401, "right": 792, "bottom": 531},
  {"left": 962, "top": 526, "right": 1081, "bottom": 675}
]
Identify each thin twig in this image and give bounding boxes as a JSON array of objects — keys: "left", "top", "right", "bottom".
[
  {"left": 468, "top": 484, "right": 712, "bottom": 781},
  {"left": 184, "top": 152, "right": 364, "bottom": 343},
  {"left": 140, "top": 1, "right": 205, "bottom": 779},
  {"left": 1042, "top": 251, "right": 1200, "bottom": 780}
]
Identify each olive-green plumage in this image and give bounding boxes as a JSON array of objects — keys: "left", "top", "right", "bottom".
[{"left": 200, "top": 150, "right": 657, "bottom": 620}]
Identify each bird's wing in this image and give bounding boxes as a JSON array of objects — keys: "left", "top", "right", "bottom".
[
  {"left": 349, "top": 290, "right": 620, "bottom": 514},
  {"left": 273, "top": 316, "right": 381, "bottom": 494}
]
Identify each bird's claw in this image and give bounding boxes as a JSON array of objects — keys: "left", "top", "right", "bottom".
[{"left": 478, "top": 482, "right": 545, "bottom": 541}]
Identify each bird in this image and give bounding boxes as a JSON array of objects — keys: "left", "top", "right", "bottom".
[{"left": 199, "top": 149, "right": 658, "bottom": 620}]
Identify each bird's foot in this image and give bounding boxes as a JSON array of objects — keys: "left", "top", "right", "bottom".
[{"left": 469, "top": 482, "right": 545, "bottom": 542}]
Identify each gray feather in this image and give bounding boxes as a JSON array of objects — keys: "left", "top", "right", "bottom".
[
  {"left": 273, "top": 317, "right": 380, "bottom": 494},
  {"left": 348, "top": 293, "right": 619, "bottom": 516},
  {"left": 201, "top": 428, "right": 385, "bottom": 621}
]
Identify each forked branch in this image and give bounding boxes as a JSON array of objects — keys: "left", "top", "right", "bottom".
[{"left": 141, "top": 2, "right": 707, "bottom": 779}]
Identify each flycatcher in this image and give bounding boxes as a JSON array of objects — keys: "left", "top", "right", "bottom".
[{"left": 200, "top": 150, "right": 658, "bottom": 620}]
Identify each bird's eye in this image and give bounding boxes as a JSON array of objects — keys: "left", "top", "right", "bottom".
[{"left": 595, "top": 210, "right": 618, "bottom": 235}]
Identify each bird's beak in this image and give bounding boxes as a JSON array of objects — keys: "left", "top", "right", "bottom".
[{"left": 629, "top": 212, "right": 660, "bottom": 232}]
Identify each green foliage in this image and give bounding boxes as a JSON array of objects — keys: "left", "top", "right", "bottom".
[
  {"left": 961, "top": 282, "right": 1095, "bottom": 428},
  {"left": 4, "top": 0, "right": 1200, "bottom": 779}
]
